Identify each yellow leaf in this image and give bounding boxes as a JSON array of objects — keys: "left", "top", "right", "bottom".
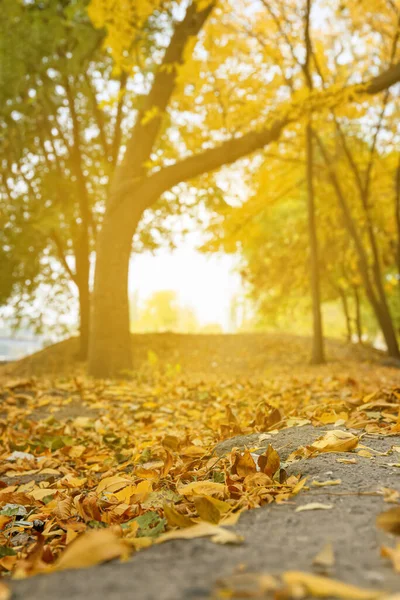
[
  {"left": 295, "top": 503, "right": 333, "bottom": 512},
  {"left": 232, "top": 450, "right": 257, "bottom": 478},
  {"left": 96, "top": 475, "right": 132, "bottom": 496},
  {"left": 156, "top": 521, "right": 243, "bottom": 545},
  {"left": 0, "top": 581, "right": 10, "bottom": 600},
  {"left": 312, "top": 479, "right": 341, "bottom": 487},
  {"left": 178, "top": 481, "right": 226, "bottom": 498},
  {"left": 163, "top": 504, "right": 195, "bottom": 528},
  {"left": 311, "top": 430, "right": 359, "bottom": 453},
  {"left": 313, "top": 542, "right": 335, "bottom": 569},
  {"left": 51, "top": 528, "right": 131, "bottom": 572},
  {"left": 257, "top": 445, "right": 280, "bottom": 477},
  {"left": 194, "top": 496, "right": 221, "bottom": 524},
  {"left": 282, "top": 571, "right": 383, "bottom": 599},
  {"left": 381, "top": 543, "right": 400, "bottom": 573},
  {"left": 377, "top": 507, "right": 400, "bottom": 535}
]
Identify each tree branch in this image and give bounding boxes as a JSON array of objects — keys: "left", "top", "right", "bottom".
[{"left": 119, "top": 0, "right": 216, "bottom": 180}]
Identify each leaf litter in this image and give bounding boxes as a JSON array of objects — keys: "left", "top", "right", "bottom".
[{"left": 0, "top": 366, "right": 399, "bottom": 581}]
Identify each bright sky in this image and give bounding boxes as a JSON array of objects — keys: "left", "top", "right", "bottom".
[{"left": 129, "top": 246, "right": 242, "bottom": 330}]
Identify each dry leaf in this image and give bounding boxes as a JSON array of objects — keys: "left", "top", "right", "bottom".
[
  {"left": 163, "top": 504, "right": 195, "bottom": 528},
  {"left": 0, "top": 582, "right": 10, "bottom": 600},
  {"left": 282, "top": 571, "right": 383, "bottom": 599},
  {"left": 96, "top": 476, "right": 132, "bottom": 496},
  {"left": 311, "top": 430, "right": 359, "bottom": 453},
  {"left": 51, "top": 528, "right": 130, "bottom": 572},
  {"left": 313, "top": 542, "right": 335, "bottom": 569},
  {"left": 295, "top": 503, "right": 333, "bottom": 512},
  {"left": 377, "top": 507, "right": 400, "bottom": 535},
  {"left": 215, "top": 572, "right": 278, "bottom": 597},
  {"left": 312, "top": 479, "right": 341, "bottom": 487},
  {"left": 257, "top": 445, "right": 280, "bottom": 477},
  {"left": 381, "top": 544, "right": 400, "bottom": 573},
  {"left": 232, "top": 450, "right": 257, "bottom": 478},
  {"left": 156, "top": 521, "right": 243, "bottom": 545},
  {"left": 178, "top": 481, "right": 226, "bottom": 498}
]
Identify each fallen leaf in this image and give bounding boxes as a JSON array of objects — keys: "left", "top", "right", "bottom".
[
  {"left": 0, "top": 581, "right": 10, "bottom": 600},
  {"left": 310, "top": 430, "right": 359, "bottom": 453},
  {"left": 156, "top": 521, "right": 243, "bottom": 545},
  {"left": 178, "top": 481, "right": 226, "bottom": 498},
  {"left": 312, "top": 479, "right": 341, "bottom": 487},
  {"left": 96, "top": 476, "right": 132, "bottom": 496},
  {"left": 313, "top": 542, "right": 335, "bottom": 570},
  {"left": 232, "top": 450, "right": 257, "bottom": 477},
  {"left": 377, "top": 507, "right": 400, "bottom": 535},
  {"left": 257, "top": 445, "right": 280, "bottom": 477},
  {"left": 295, "top": 503, "right": 333, "bottom": 512},
  {"left": 51, "top": 528, "right": 131, "bottom": 572},
  {"left": 282, "top": 571, "right": 383, "bottom": 599},
  {"left": 163, "top": 504, "right": 195, "bottom": 528},
  {"left": 381, "top": 543, "right": 400, "bottom": 573}
]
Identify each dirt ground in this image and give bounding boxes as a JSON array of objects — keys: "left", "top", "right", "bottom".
[
  {"left": 9, "top": 424, "right": 400, "bottom": 599},
  {"left": 0, "top": 332, "right": 390, "bottom": 379}
]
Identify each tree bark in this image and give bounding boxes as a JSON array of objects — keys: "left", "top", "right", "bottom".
[
  {"left": 303, "top": 0, "right": 324, "bottom": 364},
  {"left": 339, "top": 288, "right": 352, "bottom": 343},
  {"left": 88, "top": 195, "right": 146, "bottom": 377},
  {"left": 354, "top": 286, "right": 363, "bottom": 344},
  {"left": 315, "top": 133, "right": 400, "bottom": 357},
  {"left": 77, "top": 278, "right": 90, "bottom": 360},
  {"left": 306, "top": 123, "right": 325, "bottom": 363}
]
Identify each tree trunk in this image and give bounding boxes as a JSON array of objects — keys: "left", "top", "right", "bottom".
[
  {"left": 315, "top": 133, "right": 400, "bottom": 358},
  {"left": 306, "top": 123, "right": 325, "bottom": 364},
  {"left": 88, "top": 199, "right": 144, "bottom": 378},
  {"left": 353, "top": 286, "right": 362, "bottom": 344},
  {"left": 77, "top": 278, "right": 90, "bottom": 360},
  {"left": 339, "top": 289, "right": 352, "bottom": 342}
]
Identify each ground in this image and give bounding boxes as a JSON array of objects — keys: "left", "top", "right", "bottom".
[{"left": 1, "top": 334, "right": 400, "bottom": 599}]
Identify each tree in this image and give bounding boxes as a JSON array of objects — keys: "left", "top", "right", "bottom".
[{"left": 86, "top": 0, "right": 400, "bottom": 376}]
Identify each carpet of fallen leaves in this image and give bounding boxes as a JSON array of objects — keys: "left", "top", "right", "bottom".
[{"left": 1, "top": 338, "right": 400, "bottom": 596}]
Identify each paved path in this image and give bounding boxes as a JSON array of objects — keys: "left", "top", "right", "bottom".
[{"left": 10, "top": 426, "right": 400, "bottom": 599}]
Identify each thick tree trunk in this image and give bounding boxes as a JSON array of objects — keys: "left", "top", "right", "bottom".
[
  {"left": 306, "top": 123, "right": 325, "bottom": 364},
  {"left": 88, "top": 200, "right": 144, "bottom": 378}
]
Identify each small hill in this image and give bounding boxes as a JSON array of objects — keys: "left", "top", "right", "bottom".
[{"left": 0, "top": 332, "right": 386, "bottom": 379}]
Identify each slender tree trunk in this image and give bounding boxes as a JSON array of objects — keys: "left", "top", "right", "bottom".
[
  {"left": 306, "top": 123, "right": 325, "bottom": 363},
  {"left": 315, "top": 133, "right": 400, "bottom": 358},
  {"left": 88, "top": 199, "right": 145, "bottom": 377},
  {"left": 339, "top": 288, "right": 352, "bottom": 342},
  {"left": 395, "top": 154, "right": 400, "bottom": 292},
  {"left": 77, "top": 279, "right": 90, "bottom": 360},
  {"left": 353, "top": 286, "right": 363, "bottom": 344}
]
